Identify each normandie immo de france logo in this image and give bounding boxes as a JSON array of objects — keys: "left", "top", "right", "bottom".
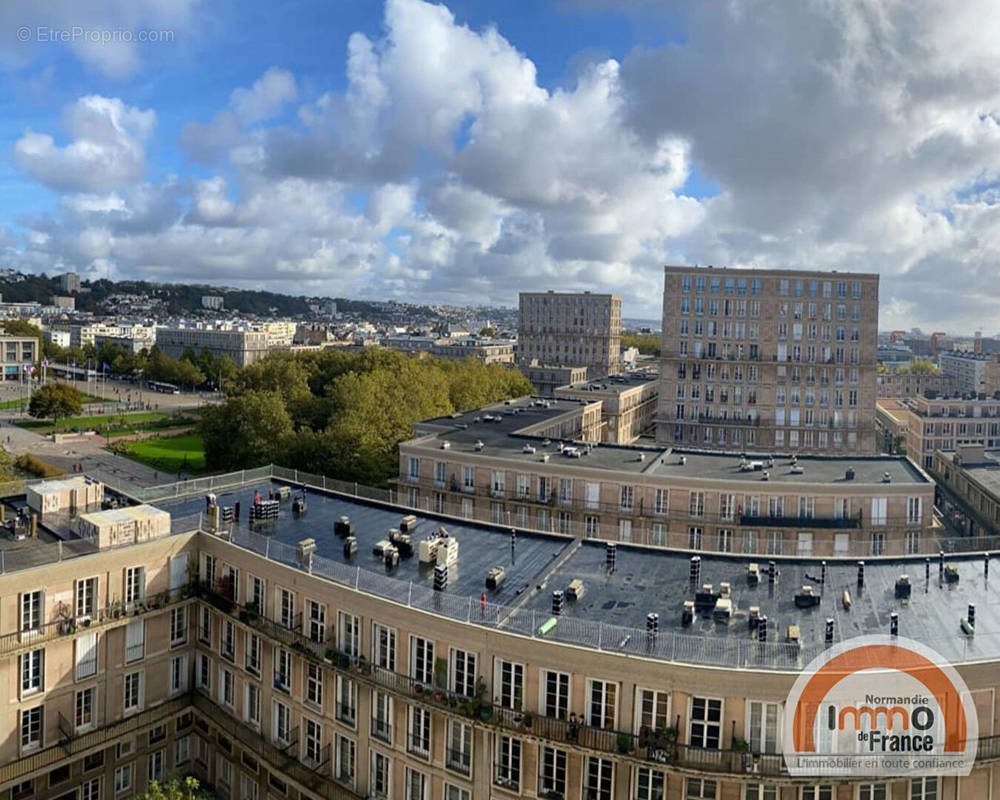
[{"left": 783, "top": 635, "right": 978, "bottom": 777}]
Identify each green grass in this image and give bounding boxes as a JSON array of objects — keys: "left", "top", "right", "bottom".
[
  {"left": 0, "top": 391, "right": 107, "bottom": 410},
  {"left": 116, "top": 434, "right": 206, "bottom": 474},
  {"left": 18, "top": 411, "right": 171, "bottom": 435}
]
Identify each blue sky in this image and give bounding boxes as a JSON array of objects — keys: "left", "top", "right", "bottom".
[{"left": 0, "top": 0, "right": 998, "bottom": 331}]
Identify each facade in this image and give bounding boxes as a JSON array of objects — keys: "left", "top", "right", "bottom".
[
  {"left": 155, "top": 327, "right": 269, "bottom": 367},
  {"left": 398, "top": 397, "right": 940, "bottom": 558},
  {"left": 522, "top": 364, "right": 588, "bottom": 397},
  {"left": 656, "top": 266, "right": 880, "bottom": 455},
  {"left": 58, "top": 272, "right": 81, "bottom": 293},
  {"left": 201, "top": 296, "right": 225, "bottom": 311},
  {"left": 876, "top": 369, "right": 953, "bottom": 399},
  {"left": 3, "top": 469, "right": 1000, "bottom": 800},
  {"left": 429, "top": 339, "right": 515, "bottom": 366},
  {"left": 939, "top": 350, "right": 1000, "bottom": 395},
  {"left": 554, "top": 371, "right": 659, "bottom": 444},
  {"left": 517, "top": 291, "right": 622, "bottom": 382},
  {"left": 878, "top": 394, "right": 1000, "bottom": 470},
  {"left": 932, "top": 445, "right": 1000, "bottom": 539},
  {"left": 44, "top": 329, "right": 71, "bottom": 349},
  {"left": 51, "top": 296, "right": 75, "bottom": 310},
  {"left": 0, "top": 336, "right": 37, "bottom": 380}
]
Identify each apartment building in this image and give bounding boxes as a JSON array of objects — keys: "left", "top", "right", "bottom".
[
  {"left": 0, "top": 336, "right": 37, "bottom": 380},
  {"left": 933, "top": 444, "right": 1000, "bottom": 539},
  {"left": 399, "top": 396, "right": 940, "bottom": 558},
  {"left": 5, "top": 467, "right": 1000, "bottom": 800},
  {"left": 155, "top": 327, "right": 269, "bottom": 367},
  {"left": 554, "top": 370, "right": 659, "bottom": 444},
  {"left": 656, "top": 266, "right": 880, "bottom": 455},
  {"left": 939, "top": 350, "right": 1000, "bottom": 395},
  {"left": 877, "top": 394, "right": 1000, "bottom": 470},
  {"left": 517, "top": 291, "right": 622, "bottom": 389},
  {"left": 876, "top": 368, "right": 953, "bottom": 398}
]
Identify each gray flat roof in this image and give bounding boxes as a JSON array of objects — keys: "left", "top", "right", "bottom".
[
  {"left": 153, "top": 479, "right": 993, "bottom": 669},
  {"left": 939, "top": 451, "right": 1000, "bottom": 497}
]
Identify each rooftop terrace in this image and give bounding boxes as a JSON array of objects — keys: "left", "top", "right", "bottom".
[{"left": 146, "top": 470, "right": 993, "bottom": 670}]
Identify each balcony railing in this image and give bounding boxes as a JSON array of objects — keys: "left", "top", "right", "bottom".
[
  {"left": 739, "top": 513, "right": 861, "bottom": 530},
  {"left": 493, "top": 764, "right": 520, "bottom": 792},
  {"left": 371, "top": 718, "right": 392, "bottom": 742},
  {"left": 336, "top": 702, "right": 356, "bottom": 726},
  {"left": 446, "top": 747, "right": 471, "bottom": 775}
]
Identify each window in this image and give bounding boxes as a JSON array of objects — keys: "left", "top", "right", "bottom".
[
  {"left": 273, "top": 701, "right": 291, "bottom": 745},
  {"left": 114, "top": 763, "right": 133, "bottom": 794},
  {"left": 245, "top": 683, "right": 260, "bottom": 727},
  {"left": 147, "top": 750, "right": 163, "bottom": 784},
  {"left": 339, "top": 611, "right": 360, "bottom": 657},
  {"left": 407, "top": 705, "right": 431, "bottom": 757},
  {"left": 907, "top": 497, "right": 922, "bottom": 525},
  {"left": 539, "top": 746, "right": 567, "bottom": 797},
  {"left": 495, "top": 735, "right": 521, "bottom": 791},
  {"left": 76, "top": 687, "right": 95, "bottom": 729},
  {"left": 124, "top": 671, "right": 142, "bottom": 712},
  {"left": 871, "top": 497, "right": 887, "bottom": 525},
  {"left": 372, "top": 622, "right": 396, "bottom": 671},
  {"left": 198, "top": 606, "right": 212, "bottom": 643},
  {"left": 405, "top": 768, "right": 428, "bottom": 800},
  {"left": 124, "top": 566, "right": 145, "bottom": 605},
  {"left": 689, "top": 491, "right": 705, "bottom": 517},
  {"left": 800, "top": 788, "right": 833, "bottom": 800},
  {"left": 542, "top": 669, "right": 570, "bottom": 719},
  {"left": 175, "top": 735, "right": 190, "bottom": 765},
  {"left": 278, "top": 587, "right": 295, "bottom": 629},
  {"left": 336, "top": 735, "right": 356, "bottom": 784},
  {"left": 221, "top": 619, "right": 235, "bottom": 660},
  {"left": 221, "top": 668, "right": 234, "bottom": 708},
  {"left": 307, "top": 662, "right": 323, "bottom": 706},
  {"left": 21, "top": 649, "right": 43, "bottom": 695},
  {"left": 248, "top": 574, "right": 264, "bottom": 610},
  {"left": 20, "top": 590, "right": 43, "bottom": 636},
  {"left": 910, "top": 777, "right": 937, "bottom": 800},
  {"left": 336, "top": 674, "right": 356, "bottom": 725},
  {"left": 125, "top": 619, "right": 145, "bottom": 663},
  {"left": 410, "top": 636, "right": 434, "bottom": 683},
  {"left": 170, "top": 606, "right": 187, "bottom": 645},
  {"left": 197, "top": 653, "right": 211, "bottom": 691},
  {"left": 497, "top": 660, "right": 524, "bottom": 710},
  {"left": 217, "top": 756, "right": 231, "bottom": 788},
  {"left": 584, "top": 756, "right": 614, "bottom": 800},
  {"left": 637, "top": 688, "right": 670, "bottom": 734},
  {"left": 158, "top": 653, "right": 181, "bottom": 702},
  {"left": 445, "top": 785, "right": 470, "bottom": 800},
  {"left": 450, "top": 648, "right": 476, "bottom": 697},
  {"left": 305, "top": 717, "right": 323, "bottom": 765},
  {"left": 686, "top": 778, "right": 718, "bottom": 799},
  {"left": 588, "top": 679, "right": 617, "bottom": 728},
  {"left": 372, "top": 690, "right": 393, "bottom": 742},
  {"left": 246, "top": 633, "right": 261, "bottom": 675},
  {"left": 654, "top": 488, "right": 668, "bottom": 515},
  {"left": 446, "top": 719, "right": 471, "bottom": 775},
  {"left": 370, "top": 750, "right": 391, "bottom": 799},
  {"left": 307, "top": 599, "right": 326, "bottom": 643},
  {"left": 242, "top": 774, "right": 258, "bottom": 800},
  {"left": 274, "top": 647, "right": 291, "bottom": 691},
  {"left": 746, "top": 701, "right": 779, "bottom": 754},
  {"left": 689, "top": 697, "right": 722, "bottom": 749},
  {"left": 76, "top": 577, "right": 97, "bottom": 619},
  {"left": 745, "top": 785, "right": 778, "bottom": 800},
  {"left": 858, "top": 785, "right": 886, "bottom": 800},
  {"left": 82, "top": 777, "right": 101, "bottom": 800},
  {"left": 635, "top": 767, "right": 666, "bottom": 800}
]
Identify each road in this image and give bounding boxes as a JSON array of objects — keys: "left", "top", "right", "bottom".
[{"left": 0, "top": 376, "right": 221, "bottom": 413}]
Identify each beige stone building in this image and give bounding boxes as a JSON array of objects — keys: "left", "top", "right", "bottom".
[
  {"left": 0, "top": 336, "right": 37, "bottom": 380},
  {"left": 518, "top": 291, "right": 622, "bottom": 389},
  {"left": 3, "top": 468, "right": 1000, "bottom": 800},
  {"left": 877, "top": 394, "right": 1000, "bottom": 471},
  {"left": 939, "top": 351, "right": 1000, "bottom": 396},
  {"left": 554, "top": 370, "right": 659, "bottom": 444},
  {"left": 154, "top": 327, "right": 269, "bottom": 367},
  {"left": 398, "top": 397, "right": 941, "bottom": 558},
  {"left": 656, "top": 266, "right": 880, "bottom": 455},
  {"left": 876, "top": 369, "right": 953, "bottom": 399}
]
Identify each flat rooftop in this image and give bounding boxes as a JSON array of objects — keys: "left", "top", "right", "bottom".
[
  {"left": 556, "top": 370, "right": 659, "bottom": 395},
  {"left": 408, "top": 398, "right": 928, "bottom": 485},
  {"left": 151, "top": 477, "right": 992, "bottom": 669},
  {"left": 938, "top": 450, "right": 1000, "bottom": 497}
]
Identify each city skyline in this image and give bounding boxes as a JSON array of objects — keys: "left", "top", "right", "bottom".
[{"left": 1, "top": 0, "right": 999, "bottom": 331}]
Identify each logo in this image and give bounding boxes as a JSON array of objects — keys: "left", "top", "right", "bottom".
[{"left": 783, "top": 635, "right": 977, "bottom": 776}]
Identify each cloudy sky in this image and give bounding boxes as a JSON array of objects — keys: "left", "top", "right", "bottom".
[{"left": 2, "top": 0, "right": 1000, "bottom": 331}]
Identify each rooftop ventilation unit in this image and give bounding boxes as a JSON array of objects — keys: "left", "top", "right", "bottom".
[
  {"left": 713, "top": 597, "right": 732, "bottom": 623},
  {"left": 694, "top": 583, "right": 719, "bottom": 612},
  {"left": 343, "top": 534, "right": 358, "bottom": 559},
  {"left": 440, "top": 441, "right": 451, "bottom": 449},
  {"left": 825, "top": 618, "right": 835, "bottom": 644},
  {"left": 842, "top": 589, "right": 852, "bottom": 610},
  {"left": 681, "top": 600, "right": 694, "bottom": 627},
  {"left": 786, "top": 624, "right": 801, "bottom": 644},
  {"left": 794, "top": 585, "right": 820, "bottom": 608},
  {"left": 679, "top": 456, "right": 687, "bottom": 466},
  {"left": 399, "top": 515, "right": 418, "bottom": 534},
  {"left": 474, "top": 440, "right": 485, "bottom": 451},
  {"left": 894, "top": 575, "right": 911, "bottom": 599},
  {"left": 789, "top": 465, "right": 804, "bottom": 475},
  {"left": 748, "top": 606, "right": 761, "bottom": 630},
  {"left": 383, "top": 544, "right": 399, "bottom": 571},
  {"left": 433, "top": 564, "right": 448, "bottom": 592},
  {"left": 646, "top": 612, "right": 659, "bottom": 636},
  {"left": 761, "top": 471, "right": 770, "bottom": 481},
  {"left": 486, "top": 566, "right": 506, "bottom": 591},
  {"left": 540, "top": 453, "right": 550, "bottom": 463},
  {"left": 389, "top": 529, "right": 414, "bottom": 559},
  {"left": 373, "top": 539, "right": 391, "bottom": 557},
  {"left": 845, "top": 467, "right": 855, "bottom": 480},
  {"left": 890, "top": 612, "right": 899, "bottom": 636},
  {"left": 944, "top": 563, "right": 960, "bottom": 583},
  {"left": 882, "top": 472, "right": 892, "bottom": 483},
  {"left": 690, "top": 555, "right": 702, "bottom": 584},
  {"left": 567, "top": 579, "right": 585, "bottom": 600},
  {"left": 551, "top": 590, "right": 564, "bottom": 615},
  {"left": 522, "top": 444, "right": 536, "bottom": 454},
  {"left": 334, "top": 516, "right": 353, "bottom": 538},
  {"left": 747, "top": 562, "right": 760, "bottom": 586}
]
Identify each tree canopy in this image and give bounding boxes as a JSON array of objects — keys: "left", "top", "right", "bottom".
[
  {"left": 136, "top": 777, "right": 209, "bottom": 800},
  {"left": 621, "top": 332, "right": 660, "bottom": 356},
  {"left": 28, "top": 382, "right": 84, "bottom": 425},
  {"left": 200, "top": 349, "right": 534, "bottom": 484}
]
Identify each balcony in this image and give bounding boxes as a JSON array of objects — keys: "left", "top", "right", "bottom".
[
  {"left": 371, "top": 718, "right": 392, "bottom": 742},
  {"left": 407, "top": 733, "right": 431, "bottom": 757},
  {"left": 336, "top": 702, "right": 356, "bottom": 726},
  {"left": 493, "top": 765, "right": 520, "bottom": 793},
  {"left": 739, "top": 513, "right": 861, "bottom": 529},
  {"left": 446, "top": 746, "right": 471, "bottom": 775}
]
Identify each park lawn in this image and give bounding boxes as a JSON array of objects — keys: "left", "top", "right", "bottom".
[
  {"left": 118, "top": 434, "right": 207, "bottom": 474},
  {"left": 0, "top": 392, "right": 106, "bottom": 410},
  {"left": 18, "top": 411, "right": 169, "bottom": 434}
]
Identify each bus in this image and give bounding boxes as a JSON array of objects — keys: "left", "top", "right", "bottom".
[{"left": 148, "top": 381, "right": 181, "bottom": 394}]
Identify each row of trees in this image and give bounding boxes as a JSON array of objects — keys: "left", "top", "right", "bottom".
[
  {"left": 621, "top": 332, "right": 660, "bottom": 356},
  {"left": 199, "top": 349, "right": 534, "bottom": 485}
]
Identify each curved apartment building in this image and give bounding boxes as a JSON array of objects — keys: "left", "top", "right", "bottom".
[{"left": 1, "top": 469, "right": 997, "bottom": 800}]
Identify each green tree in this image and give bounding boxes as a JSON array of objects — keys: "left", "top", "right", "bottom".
[
  {"left": 2, "top": 319, "right": 43, "bottom": 359},
  {"left": 136, "top": 777, "right": 209, "bottom": 800},
  {"left": 621, "top": 333, "right": 661, "bottom": 356},
  {"left": 478, "top": 326, "right": 496, "bottom": 338},
  {"left": 28, "top": 382, "right": 84, "bottom": 428},
  {"left": 907, "top": 358, "right": 941, "bottom": 375},
  {"left": 199, "top": 391, "right": 294, "bottom": 470}
]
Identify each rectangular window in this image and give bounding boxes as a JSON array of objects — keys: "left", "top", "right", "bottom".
[
  {"left": 245, "top": 683, "right": 260, "bottom": 727},
  {"left": 373, "top": 623, "right": 396, "bottom": 671},
  {"left": 198, "top": 606, "right": 212, "bottom": 644},
  {"left": 907, "top": 497, "right": 922, "bottom": 525},
  {"left": 114, "top": 764, "right": 133, "bottom": 794},
  {"left": 410, "top": 636, "right": 434, "bottom": 683},
  {"left": 372, "top": 690, "right": 393, "bottom": 742},
  {"left": 273, "top": 701, "right": 291, "bottom": 745},
  {"left": 170, "top": 655, "right": 187, "bottom": 694},
  {"left": 339, "top": 611, "right": 360, "bottom": 657},
  {"left": 370, "top": 750, "right": 391, "bottom": 799},
  {"left": 125, "top": 619, "right": 145, "bottom": 663},
  {"left": 336, "top": 735, "right": 356, "bottom": 784},
  {"left": 124, "top": 566, "right": 145, "bottom": 605},
  {"left": 76, "top": 577, "right": 98, "bottom": 619},
  {"left": 305, "top": 717, "right": 323, "bottom": 765},
  {"left": 446, "top": 719, "right": 471, "bottom": 775},
  {"left": 637, "top": 687, "right": 670, "bottom": 734},
  {"left": 307, "top": 662, "right": 323, "bottom": 706},
  {"left": 20, "top": 590, "right": 43, "bottom": 636},
  {"left": 221, "top": 668, "right": 234, "bottom": 708},
  {"left": 274, "top": 648, "right": 291, "bottom": 691},
  {"left": 584, "top": 756, "right": 614, "bottom": 800},
  {"left": 858, "top": 785, "right": 886, "bottom": 800},
  {"left": 21, "top": 649, "right": 43, "bottom": 695},
  {"left": 81, "top": 777, "right": 101, "bottom": 800},
  {"left": 747, "top": 701, "right": 780, "bottom": 754},
  {"left": 450, "top": 648, "right": 476, "bottom": 697},
  {"left": 539, "top": 746, "right": 567, "bottom": 797},
  {"left": 123, "top": 671, "right": 142, "bottom": 712},
  {"left": 278, "top": 588, "right": 295, "bottom": 629},
  {"left": 246, "top": 633, "right": 261, "bottom": 675},
  {"left": 407, "top": 705, "right": 431, "bottom": 757},
  {"left": 170, "top": 606, "right": 187, "bottom": 645},
  {"left": 307, "top": 600, "right": 326, "bottom": 643},
  {"left": 542, "top": 670, "right": 570, "bottom": 719},
  {"left": 588, "top": 679, "right": 617, "bottom": 728},
  {"left": 497, "top": 660, "right": 525, "bottom": 710},
  {"left": 336, "top": 674, "right": 356, "bottom": 726},
  {"left": 689, "top": 697, "right": 722, "bottom": 749},
  {"left": 20, "top": 706, "right": 42, "bottom": 750},
  {"left": 75, "top": 687, "right": 95, "bottom": 730},
  {"left": 175, "top": 735, "right": 190, "bottom": 766},
  {"left": 495, "top": 735, "right": 521, "bottom": 792},
  {"left": 686, "top": 778, "right": 718, "bottom": 799},
  {"left": 909, "top": 777, "right": 937, "bottom": 800}
]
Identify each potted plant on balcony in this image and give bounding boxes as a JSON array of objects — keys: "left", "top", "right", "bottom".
[
  {"left": 57, "top": 602, "right": 76, "bottom": 635},
  {"left": 733, "top": 736, "right": 750, "bottom": 753},
  {"left": 356, "top": 655, "right": 371, "bottom": 676},
  {"left": 324, "top": 647, "right": 337, "bottom": 665},
  {"left": 616, "top": 733, "right": 633, "bottom": 754},
  {"left": 521, "top": 711, "right": 534, "bottom": 729},
  {"left": 479, "top": 702, "right": 493, "bottom": 721},
  {"left": 240, "top": 600, "right": 260, "bottom": 624}
]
